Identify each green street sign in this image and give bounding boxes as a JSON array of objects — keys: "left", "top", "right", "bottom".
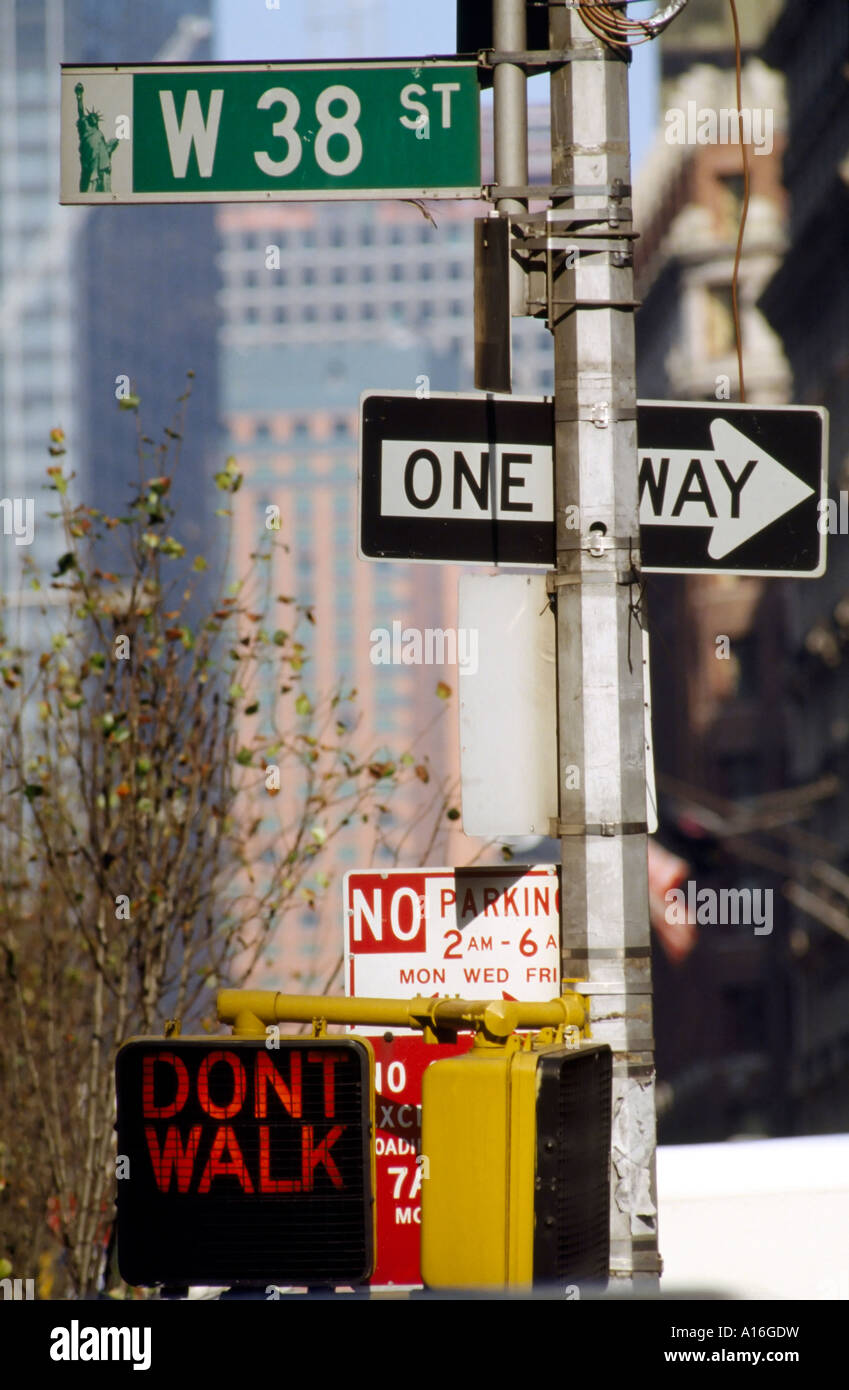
[{"left": 60, "top": 61, "right": 481, "bottom": 203}]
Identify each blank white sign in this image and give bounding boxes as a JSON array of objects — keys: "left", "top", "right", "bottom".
[
  {"left": 458, "top": 573, "right": 657, "bottom": 838},
  {"left": 459, "top": 573, "right": 556, "bottom": 838}
]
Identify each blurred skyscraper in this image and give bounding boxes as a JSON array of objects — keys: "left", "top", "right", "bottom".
[
  {"left": 0, "top": 2, "right": 221, "bottom": 610},
  {"left": 217, "top": 107, "right": 555, "bottom": 989}
]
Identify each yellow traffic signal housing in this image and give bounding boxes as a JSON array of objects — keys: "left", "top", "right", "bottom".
[{"left": 421, "top": 1038, "right": 612, "bottom": 1290}]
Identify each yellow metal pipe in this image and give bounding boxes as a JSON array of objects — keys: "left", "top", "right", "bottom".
[{"left": 216, "top": 989, "right": 586, "bottom": 1038}]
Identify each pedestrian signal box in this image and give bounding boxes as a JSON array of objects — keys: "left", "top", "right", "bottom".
[
  {"left": 115, "top": 1037, "right": 375, "bottom": 1287},
  {"left": 421, "top": 1040, "right": 612, "bottom": 1290}
]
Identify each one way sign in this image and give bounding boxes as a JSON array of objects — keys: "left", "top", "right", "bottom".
[
  {"left": 359, "top": 393, "right": 827, "bottom": 577},
  {"left": 638, "top": 401, "right": 826, "bottom": 576}
]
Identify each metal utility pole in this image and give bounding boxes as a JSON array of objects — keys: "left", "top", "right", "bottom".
[
  {"left": 493, "top": 0, "right": 528, "bottom": 314},
  {"left": 545, "top": 5, "right": 660, "bottom": 1290}
]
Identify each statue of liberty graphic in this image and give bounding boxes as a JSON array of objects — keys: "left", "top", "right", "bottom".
[{"left": 74, "top": 82, "right": 119, "bottom": 192}]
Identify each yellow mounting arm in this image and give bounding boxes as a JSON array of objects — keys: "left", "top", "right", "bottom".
[{"left": 216, "top": 988, "right": 587, "bottom": 1044}]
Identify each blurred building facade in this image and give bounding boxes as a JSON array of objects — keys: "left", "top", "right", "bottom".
[
  {"left": 759, "top": 0, "right": 849, "bottom": 1132},
  {"left": 634, "top": 0, "right": 820, "bottom": 1142}
]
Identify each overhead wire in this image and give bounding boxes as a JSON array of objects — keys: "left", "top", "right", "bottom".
[{"left": 575, "top": 1, "right": 690, "bottom": 49}]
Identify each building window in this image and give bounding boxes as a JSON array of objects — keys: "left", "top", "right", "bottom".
[
  {"left": 360, "top": 265, "right": 375, "bottom": 283},
  {"left": 729, "top": 633, "right": 759, "bottom": 699},
  {"left": 390, "top": 264, "right": 404, "bottom": 281},
  {"left": 303, "top": 267, "right": 316, "bottom": 285},
  {"left": 419, "top": 263, "right": 434, "bottom": 281},
  {"left": 332, "top": 266, "right": 346, "bottom": 284},
  {"left": 704, "top": 284, "right": 736, "bottom": 359},
  {"left": 717, "top": 172, "right": 746, "bottom": 237},
  {"left": 718, "top": 753, "right": 762, "bottom": 800}
]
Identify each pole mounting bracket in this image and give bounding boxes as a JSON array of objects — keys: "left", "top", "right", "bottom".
[
  {"left": 486, "top": 183, "right": 631, "bottom": 202},
  {"left": 550, "top": 819, "right": 649, "bottom": 837},
  {"left": 479, "top": 48, "right": 610, "bottom": 72},
  {"left": 554, "top": 406, "right": 638, "bottom": 423},
  {"left": 546, "top": 565, "right": 642, "bottom": 589}
]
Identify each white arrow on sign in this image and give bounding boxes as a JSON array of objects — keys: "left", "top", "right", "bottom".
[{"left": 638, "top": 419, "right": 814, "bottom": 559}]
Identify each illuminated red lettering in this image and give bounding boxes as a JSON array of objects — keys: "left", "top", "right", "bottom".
[
  {"left": 258, "top": 1126, "right": 301, "bottom": 1193},
  {"left": 197, "top": 1125, "right": 254, "bottom": 1193},
  {"left": 144, "top": 1125, "right": 201, "bottom": 1192},
  {"left": 307, "top": 1051, "right": 347, "bottom": 1118},
  {"left": 142, "top": 1052, "right": 189, "bottom": 1119},
  {"left": 197, "top": 1051, "right": 246, "bottom": 1120},
  {"left": 254, "top": 1050, "right": 302, "bottom": 1119},
  {"left": 301, "top": 1124, "right": 345, "bottom": 1190}
]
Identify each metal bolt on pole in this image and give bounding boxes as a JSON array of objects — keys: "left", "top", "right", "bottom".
[{"left": 547, "top": 3, "right": 660, "bottom": 1291}]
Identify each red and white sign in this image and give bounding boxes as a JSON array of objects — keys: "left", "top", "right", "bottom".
[
  {"left": 366, "top": 1034, "right": 472, "bottom": 1287},
  {"left": 344, "top": 865, "right": 561, "bottom": 1006},
  {"left": 344, "top": 864, "right": 561, "bottom": 1287}
]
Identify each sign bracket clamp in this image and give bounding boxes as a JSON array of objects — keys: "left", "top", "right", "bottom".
[
  {"left": 478, "top": 48, "right": 619, "bottom": 73},
  {"left": 549, "top": 819, "right": 649, "bottom": 838},
  {"left": 487, "top": 183, "right": 631, "bottom": 203}
]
